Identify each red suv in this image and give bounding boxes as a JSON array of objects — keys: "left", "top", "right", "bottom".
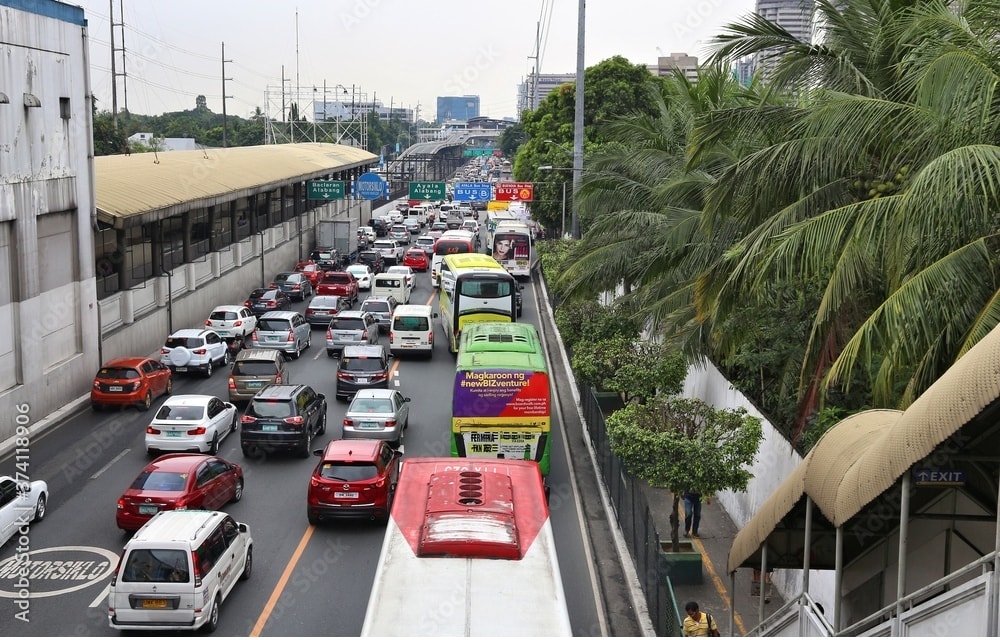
[
  {"left": 316, "top": 271, "right": 359, "bottom": 306},
  {"left": 307, "top": 439, "right": 401, "bottom": 524}
]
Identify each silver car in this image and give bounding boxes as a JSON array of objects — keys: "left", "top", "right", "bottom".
[
  {"left": 342, "top": 389, "right": 410, "bottom": 447},
  {"left": 325, "top": 310, "right": 379, "bottom": 356},
  {"left": 305, "top": 295, "right": 350, "bottom": 327},
  {"left": 250, "top": 311, "right": 311, "bottom": 358}
]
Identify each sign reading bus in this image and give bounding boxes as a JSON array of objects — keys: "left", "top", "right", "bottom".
[
  {"left": 495, "top": 182, "right": 534, "bottom": 202},
  {"left": 453, "top": 369, "right": 550, "bottom": 417}
]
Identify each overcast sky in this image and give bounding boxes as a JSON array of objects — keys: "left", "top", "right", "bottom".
[{"left": 72, "top": 0, "right": 756, "bottom": 122}]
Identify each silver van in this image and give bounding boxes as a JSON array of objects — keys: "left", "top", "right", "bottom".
[
  {"left": 108, "top": 510, "right": 252, "bottom": 633},
  {"left": 250, "top": 311, "right": 311, "bottom": 358}
]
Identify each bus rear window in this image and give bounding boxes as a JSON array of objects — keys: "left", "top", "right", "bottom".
[
  {"left": 435, "top": 240, "right": 472, "bottom": 256},
  {"left": 459, "top": 280, "right": 512, "bottom": 298}
]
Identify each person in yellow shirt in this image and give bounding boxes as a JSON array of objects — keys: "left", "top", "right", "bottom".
[{"left": 682, "top": 601, "right": 720, "bottom": 637}]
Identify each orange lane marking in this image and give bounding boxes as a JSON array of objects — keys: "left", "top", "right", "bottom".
[{"left": 249, "top": 525, "right": 315, "bottom": 636}]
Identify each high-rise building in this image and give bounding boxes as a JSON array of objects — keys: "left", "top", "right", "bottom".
[
  {"left": 754, "top": 0, "right": 815, "bottom": 78},
  {"left": 436, "top": 96, "right": 480, "bottom": 123},
  {"left": 517, "top": 73, "right": 577, "bottom": 116},
  {"left": 648, "top": 53, "right": 699, "bottom": 83}
]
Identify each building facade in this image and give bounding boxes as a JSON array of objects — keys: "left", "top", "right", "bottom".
[
  {"left": 649, "top": 53, "right": 699, "bottom": 82},
  {"left": 436, "top": 96, "right": 480, "bottom": 123},
  {"left": 0, "top": 0, "right": 101, "bottom": 442},
  {"left": 754, "top": 0, "right": 815, "bottom": 77},
  {"left": 518, "top": 73, "right": 576, "bottom": 115}
]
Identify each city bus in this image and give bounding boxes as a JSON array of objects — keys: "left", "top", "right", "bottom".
[
  {"left": 491, "top": 220, "right": 533, "bottom": 278},
  {"left": 485, "top": 209, "right": 519, "bottom": 252},
  {"left": 452, "top": 322, "right": 553, "bottom": 475},
  {"left": 430, "top": 230, "right": 477, "bottom": 288},
  {"left": 361, "top": 457, "right": 572, "bottom": 637},
  {"left": 438, "top": 254, "right": 517, "bottom": 352}
]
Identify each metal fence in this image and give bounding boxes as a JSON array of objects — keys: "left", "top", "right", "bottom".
[{"left": 578, "top": 382, "right": 684, "bottom": 637}]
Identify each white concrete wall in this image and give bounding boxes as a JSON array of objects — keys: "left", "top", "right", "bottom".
[{"left": 0, "top": 1, "right": 100, "bottom": 438}]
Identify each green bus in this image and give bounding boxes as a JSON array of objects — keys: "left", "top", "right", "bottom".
[{"left": 451, "top": 322, "right": 552, "bottom": 475}]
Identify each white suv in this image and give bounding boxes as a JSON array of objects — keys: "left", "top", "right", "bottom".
[{"left": 160, "top": 328, "right": 229, "bottom": 377}]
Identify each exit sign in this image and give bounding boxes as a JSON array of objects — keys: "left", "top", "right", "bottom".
[
  {"left": 307, "top": 180, "right": 345, "bottom": 200},
  {"left": 463, "top": 149, "right": 494, "bottom": 157}
]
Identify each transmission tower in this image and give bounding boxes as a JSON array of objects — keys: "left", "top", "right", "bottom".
[{"left": 109, "top": 0, "right": 129, "bottom": 129}]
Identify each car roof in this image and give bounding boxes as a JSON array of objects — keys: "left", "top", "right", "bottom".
[
  {"left": 145, "top": 453, "right": 214, "bottom": 472},
  {"left": 212, "top": 305, "right": 247, "bottom": 312},
  {"left": 160, "top": 394, "right": 216, "bottom": 406},
  {"left": 130, "top": 510, "right": 230, "bottom": 543},
  {"left": 102, "top": 356, "right": 151, "bottom": 368},
  {"left": 311, "top": 295, "right": 342, "bottom": 303},
  {"left": 259, "top": 310, "right": 299, "bottom": 319},
  {"left": 251, "top": 384, "right": 307, "bottom": 400},
  {"left": 321, "top": 438, "right": 383, "bottom": 461},
  {"left": 169, "top": 328, "right": 212, "bottom": 338},
  {"left": 342, "top": 345, "right": 385, "bottom": 357},
  {"left": 351, "top": 389, "right": 396, "bottom": 400},
  {"left": 337, "top": 310, "right": 368, "bottom": 319}
]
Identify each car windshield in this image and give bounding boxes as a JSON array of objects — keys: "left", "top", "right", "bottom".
[
  {"left": 97, "top": 367, "right": 141, "bottom": 379},
  {"left": 250, "top": 399, "right": 293, "bottom": 418},
  {"left": 363, "top": 301, "right": 390, "bottom": 313},
  {"left": 210, "top": 311, "right": 238, "bottom": 321},
  {"left": 257, "top": 319, "right": 292, "bottom": 332},
  {"left": 154, "top": 404, "right": 205, "bottom": 420},
  {"left": 340, "top": 357, "right": 385, "bottom": 372},
  {"left": 231, "top": 361, "right": 278, "bottom": 376},
  {"left": 319, "top": 462, "right": 378, "bottom": 481},
  {"left": 131, "top": 470, "right": 188, "bottom": 491},
  {"left": 165, "top": 336, "right": 203, "bottom": 349}
]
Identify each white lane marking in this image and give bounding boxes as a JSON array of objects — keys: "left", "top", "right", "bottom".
[
  {"left": 90, "top": 449, "right": 130, "bottom": 480},
  {"left": 90, "top": 584, "right": 110, "bottom": 608}
]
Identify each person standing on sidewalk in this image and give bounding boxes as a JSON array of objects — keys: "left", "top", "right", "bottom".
[
  {"left": 682, "top": 601, "right": 720, "bottom": 636},
  {"left": 684, "top": 490, "right": 709, "bottom": 537}
]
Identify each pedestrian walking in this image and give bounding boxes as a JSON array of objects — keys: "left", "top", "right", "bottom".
[
  {"left": 684, "top": 491, "right": 709, "bottom": 537},
  {"left": 682, "top": 601, "right": 720, "bottom": 637}
]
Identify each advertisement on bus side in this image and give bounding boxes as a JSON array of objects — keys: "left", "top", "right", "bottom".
[{"left": 452, "top": 369, "right": 550, "bottom": 417}]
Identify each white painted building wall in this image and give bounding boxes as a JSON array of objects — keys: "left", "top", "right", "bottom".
[{"left": 0, "top": 0, "right": 100, "bottom": 438}]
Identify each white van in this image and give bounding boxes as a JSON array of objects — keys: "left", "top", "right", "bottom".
[
  {"left": 390, "top": 304, "right": 437, "bottom": 357},
  {"left": 372, "top": 272, "right": 410, "bottom": 304},
  {"left": 108, "top": 510, "right": 253, "bottom": 633},
  {"left": 407, "top": 205, "right": 428, "bottom": 227}
]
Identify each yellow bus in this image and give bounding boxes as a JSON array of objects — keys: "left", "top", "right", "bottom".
[{"left": 438, "top": 253, "right": 517, "bottom": 353}]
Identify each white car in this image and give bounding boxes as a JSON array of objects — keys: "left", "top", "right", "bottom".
[
  {"left": 388, "top": 210, "right": 404, "bottom": 224},
  {"left": 145, "top": 395, "right": 238, "bottom": 456},
  {"left": 204, "top": 305, "right": 257, "bottom": 339},
  {"left": 0, "top": 476, "right": 47, "bottom": 546},
  {"left": 160, "top": 328, "right": 229, "bottom": 377},
  {"left": 346, "top": 264, "right": 374, "bottom": 290},
  {"left": 358, "top": 226, "right": 376, "bottom": 243},
  {"left": 374, "top": 240, "right": 404, "bottom": 264},
  {"left": 386, "top": 265, "right": 415, "bottom": 290}
]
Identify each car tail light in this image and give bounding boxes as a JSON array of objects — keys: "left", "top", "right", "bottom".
[
  {"left": 287, "top": 330, "right": 296, "bottom": 342},
  {"left": 160, "top": 347, "right": 170, "bottom": 354},
  {"left": 292, "top": 284, "right": 301, "bottom": 290},
  {"left": 187, "top": 426, "right": 207, "bottom": 435},
  {"left": 326, "top": 327, "right": 333, "bottom": 339},
  {"left": 205, "top": 320, "right": 212, "bottom": 326},
  {"left": 228, "top": 376, "right": 236, "bottom": 390},
  {"left": 146, "top": 426, "right": 161, "bottom": 434},
  {"left": 343, "top": 418, "right": 354, "bottom": 426},
  {"left": 284, "top": 416, "right": 304, "bottom": 425},
  {"left": 174, "top": 497, "right": 189, "bottom": 510},
  {"left": 429, "top": 331, "right": 434, "bottom": 344},
  {"left": 361, "top": 330, "right": 368, "bottom": 340},
  {"left": 337, "top": 371, "right": 350, "bottom": 381},
  {"left": 93, "top": 379, "right": 100, "bottom": 389},
  {"left": 389, "top": 331, "right": 394, "bottom": 342},
  {"left": 385, "top": 419, "right": 397, "bottom": 427},
  {"left": 110, "top": 555, "right": 124, "bottom": 587},
  {"left": 241, "top": 415, "right": 257, "bottom": 424},
  {"left": 192, "top": 348, "right": 207, "bottom": 355},
  {"left": 371, "top": 372, "right": 388, "bottom": 381},
  {"left": 251, "top": 331, "right": 258, "bottom": 341},
  {"left": 267, "top": 301, "right": 277, "bottom": 307},
  {"left": 274, "top": 373, "right": 282, "bottom": 383},
  {"left": 116, "top": 498, "right": 125, "bottom": 511},
  {"left": 306, "top": 308, "right": 314, "bottom": 315},
  {"left": 244, "top": 301, "right": 251, "bottom": 307},
  {"left": 191, "top": 552, "right": 202, "bottom": 588},
  {"left": 268, "top": 284, "right": 277, "bottom": 289},
  {"left": 234, "top": 320, "right": 243, "bottom": 327}
]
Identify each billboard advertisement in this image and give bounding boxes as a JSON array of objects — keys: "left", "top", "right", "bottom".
[{"left": 453, "top": 369, "right": 550, "bottom": 417}]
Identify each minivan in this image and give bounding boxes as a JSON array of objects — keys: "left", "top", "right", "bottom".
[
  {"left": 228, "top": 349, "right": 289, "bottom": 403},
  {"left": 107, "top": 510, "right": 252, "bottom": 633},
  {"left": 389, "top": 304, "right": 437, "bottom": 358},
  {"left": 371, "top": 273, "right": 410, "bottom": 304},
  {"left": 250, "top": 311, "right": 311, "bottom": 359}
]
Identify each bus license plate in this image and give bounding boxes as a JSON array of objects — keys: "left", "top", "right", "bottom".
[
  {"left": 142, "top": 599, "right": 169, "bottom": 609},
  {"left": 334, "top": 492, "right": 358, "bottom": 499}
]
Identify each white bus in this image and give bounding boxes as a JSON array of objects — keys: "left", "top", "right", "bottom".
[
  {"left": 361, "top": 457, "right": 572, "bottom": 637},
  {"left": 485, "top": 209, "right": 519, "bottom": 252},
  {"left": 491, "top": 220, "right": 533, "bottom": 279}
]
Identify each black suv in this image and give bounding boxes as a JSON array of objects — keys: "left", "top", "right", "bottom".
[
  {"left": 356, "top": 250, "right": 385, "bottom": 274},
  {"left": 335, "top": 345, "right": 392, "bottom": 401},
  {"left": 240, "top": 384, "right": 327, "bottom": 457}
]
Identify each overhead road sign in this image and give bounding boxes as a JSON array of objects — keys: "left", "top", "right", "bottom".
[
  {"left": 354, "top": 172, "right": 387, "bottom": 200},
  {"left": 408, "top": 181, "right": 447, "bottom": 200},
  {"left": 307, "top": 180, "right": 346, "bottom": 200},
  {"left": 453, "top": 182, "right": 492, "bottom": 202},
  {"left": 495, "top": 182, "right": 534, "bottom": 202},
  {"left": 463, "top": 149, "right": 494, "bottom": 157}
]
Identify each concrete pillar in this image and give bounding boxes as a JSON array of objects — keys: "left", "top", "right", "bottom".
[
  {"left": 182, "top": 211, "right": 192, "bottom": 263},
  {"left": 122, "top": 289, "right": 135, "bottom": 324},
  {"left": 211, "top": 252, "right": 221, "bottom": 278}
]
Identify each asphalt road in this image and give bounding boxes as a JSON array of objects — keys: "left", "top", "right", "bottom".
[{"left": 0, "top": 224, "right": 605, "bottom": 636}]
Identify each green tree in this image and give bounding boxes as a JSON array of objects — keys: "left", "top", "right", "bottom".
[
  {"left": 606, "top": 397, "right": 762, "bottom": 550},
  {"left": 91, "top": 107, "right": 128, "bottom": 156},
  {"left": 572, "top": 337, "right": 687, "bottom": 403}
]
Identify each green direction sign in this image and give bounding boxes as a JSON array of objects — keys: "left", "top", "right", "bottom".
[
  {"left": 408, "top": 181, "right": 447, "bottom": 200},
  {"left": 463, "top": 148, "right": 493, "bottom": 157},
  {"left": 307, "top": 180, "right": 346, "bottom": 200}
]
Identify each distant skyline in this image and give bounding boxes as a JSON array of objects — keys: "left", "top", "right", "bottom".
[{"left": 72, "top": 0, "right": 756, "bottom": 121}]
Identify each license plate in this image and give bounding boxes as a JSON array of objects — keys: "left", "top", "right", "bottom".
[
  {"left": 138, "top": 505, "right": 158, "bottom": 515},
  {"left": 360, "top": 422, "right": 379, "bottom": 429},
  {"left": 267, "top": 336, "right": 279, "bottom": 342},
  {"left": 175, "top": 367, "right": 187, "bottom": 372},
  {"left": 262, "top": 424, "right": 278, "bottom": 432},
  {"left": 109, "top": 385, "right": 123, "bottom": 392},
  {"left": 166, "top": 431, "right": 183, "bottom": 438},
  {"left": 334, "top": 492, "right": 359, "bottom": 499},
  {"left": 356, "top": 378, "right": 368, "bottom": 384},
  {"left": 142, "top": 599, "right": 168, "bottom": 609},
  {"left": 247, "top": 381, "right": 263, "bottom": 388}
]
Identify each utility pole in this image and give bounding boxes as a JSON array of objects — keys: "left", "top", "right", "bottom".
[
  {"left": 533, "top": 20, "right": 541, "bottom": 110},
  {"left": 281, "top": 65, "right": 287, "bottom": 122},
  {"left": 294, "top": 8, "right": 300, "bottom": 143},
  {"left": 571, "top": 0, "right": 586, "bottom": 239},
  {"left": 221, "top": 42, "right": 233, "bottom": 147},
  {"left": 109, "top": 0, "right": 129, "bottom": 129}
]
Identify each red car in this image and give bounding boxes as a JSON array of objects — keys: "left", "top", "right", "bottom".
[
  {"left": 91, "top": 357, "right": 172, "bottom": 412},
  {"left": 295, "top": 260, "right": 324, "bottom": 288},
  {"left": 116, "top": 453, "right": 244, "bottom": 532},
  {"left": 316, "top": 271, "right": 360, "bottom": 306},
  {"left": 402, "top": 248, "right": 429, "bottom": 272},
  {"left": 307, "top": 439, "right": 401, "bottom": 524}
]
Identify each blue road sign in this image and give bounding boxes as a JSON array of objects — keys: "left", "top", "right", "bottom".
[
  {"left": 355, "top": 172, "right": 387, "bottom": 200},
  {"left": 453, "top": 182, "right": 492, "bottom": 201}
]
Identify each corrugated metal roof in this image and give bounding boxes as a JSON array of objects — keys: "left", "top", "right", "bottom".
[
  {"left": 95, "top": 143, "right": 377, "bottom": 229},
  {"left": 727, "top": 320, "right": 1000, "bottom": 573}
]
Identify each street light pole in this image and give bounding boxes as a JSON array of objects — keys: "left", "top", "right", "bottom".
[
  {"left": 571, "top": 0, "right": 586, "bottom": 239},
  {"left": 561, "top": 181, "right": 566, "bottom": 238}
]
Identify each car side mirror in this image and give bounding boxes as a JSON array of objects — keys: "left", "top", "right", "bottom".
[
  {"left": 403, "top": 397, "right": 411, "bottom": 403},
  {"left": 239, "top": 523, "right": 249, "bottom": 533},
  {"left": 316, "top": 393, "right": 326, "bottom": 400}
]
